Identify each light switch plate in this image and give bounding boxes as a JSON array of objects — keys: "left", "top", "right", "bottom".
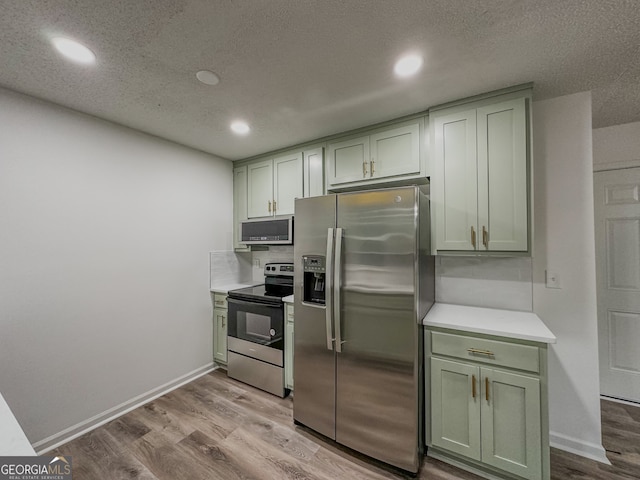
[{"left": 546, "top": 270, "right": 560, "bottom": 289}]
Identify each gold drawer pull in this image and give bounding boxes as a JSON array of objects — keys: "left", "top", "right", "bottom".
[
  {"left": 467, "top": 348, "right": 495, "bottom": 356},
  {"left": 485, "top": 376, "right": 489, "bottom": 402}
]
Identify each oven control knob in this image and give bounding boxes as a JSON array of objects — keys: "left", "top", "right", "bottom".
[{"left": 269, "top": 328, "right": 276, "bottom": 337}]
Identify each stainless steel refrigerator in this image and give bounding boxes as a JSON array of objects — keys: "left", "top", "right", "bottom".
[{"left": 293, "top": 185, "right": 435, "bottom": 473}]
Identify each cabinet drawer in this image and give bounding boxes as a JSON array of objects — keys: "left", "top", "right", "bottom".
[
  {"left": 213, "top": 293, "right": 228, "bottom": 309},
  {"left": 431, "top": 331, "right": 539, "bottom": 373}
]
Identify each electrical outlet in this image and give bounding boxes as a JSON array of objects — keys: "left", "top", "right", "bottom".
[
  {"left": 545, "top": 270, "right": 560, "bottom": 289},
  {"left": 253, "top": 259, "right": 260, "bottom": 268}
]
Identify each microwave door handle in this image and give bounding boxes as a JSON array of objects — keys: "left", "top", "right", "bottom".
[
  {"left": 334, "top": 227, "right": 343, "bottom": 353},
  {"left": 325, "top": 228, "right": 335, "bottom": 351}
]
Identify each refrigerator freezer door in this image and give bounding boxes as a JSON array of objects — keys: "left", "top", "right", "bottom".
[
  {"left": 335, "top": 187, "right": 421, "bottom": 472},
  {"left": 293, "top": 194, "right": 337, "bottom": 439}
]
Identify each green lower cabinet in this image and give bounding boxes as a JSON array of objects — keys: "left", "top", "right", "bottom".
[
  {"left": 284, "top": 304, "right": 294, "bottom": 390},
  {"left": 430, "top": 351, "right": 544, "bottom": 480},
  {"left": 214, "top": 307, "right": 228, "bottom": 364},
  {"left": 482, "top": 368, "right": 541, "bottom": 480},
  {"left": 431, "top": 358, "right": 481, "bottom": 459}
]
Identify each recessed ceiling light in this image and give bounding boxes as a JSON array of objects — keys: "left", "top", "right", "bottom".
[
  {"left": 196, "top": 70, "right": 220, "bottom": 85},
  {"left": 394, "top": 54, "right": 423, "bottom": 78},
  {"left": 51, "top": 37, "right": 96, "bottom": 64},
  {"left": 231, "top": 121, "right": 250, "bottom": 135}
]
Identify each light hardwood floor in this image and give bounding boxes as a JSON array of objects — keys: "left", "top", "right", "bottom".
[{"left": 51, "top": 370, "right": 640, "bottom": 480}]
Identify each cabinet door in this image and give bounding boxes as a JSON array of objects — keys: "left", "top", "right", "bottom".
[
  {"left": 477, "top": 98, "right": 528, "bottom": 251},
  {"left": 431, "top": 357, "right": 481, "bottom": 460},
  {"left": 327, "top": 136, "right": 369, "bottom": 187},
  {"left": 247, "top": 159, "right": 274, "bottom": 218},
  {"left": 303, "top": 147, "right": 324, "bottom": 198},
  {"left": 481, "top": 368, "right": 541, "bottom": 480},
  {"left": 273, "top": 152, "right": 303, "bottom": 216},
  {"left": 214, "top": 308, "right": 228, "bottom": 364},
  {"left": 370, "top": 123, "right": 420, "bottom": 179},
  {"left": 285, "top": 305, "right": 294, "bottom": 389},
  {"left": 233, "top": 166, "right": 249, "bottom": 250},
  {"left": 433, "top": 109, "right": 478, "bottom": 251}
]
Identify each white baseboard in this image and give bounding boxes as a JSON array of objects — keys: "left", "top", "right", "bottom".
[
  {"left": 549, "top": 431, "right": 611, "bottom": 465},
  {"left": 33, "top": 363, "right": 218, "bottom": 454}
]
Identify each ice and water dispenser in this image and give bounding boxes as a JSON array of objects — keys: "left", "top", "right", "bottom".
[{"left": 302, "top": 255, "right": 326, "bottom": 305}]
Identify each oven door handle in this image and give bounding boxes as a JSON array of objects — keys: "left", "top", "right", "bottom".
[
  {"left": 227, "top": 297, "right": 279, "bottom": 309},
  {"left": 325, "top": 227, "right": 335, "bottom": 351}
]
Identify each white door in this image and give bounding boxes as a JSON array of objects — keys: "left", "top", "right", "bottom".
[{"left": 594, "top": 167, "right": 640, "bottom": 403}]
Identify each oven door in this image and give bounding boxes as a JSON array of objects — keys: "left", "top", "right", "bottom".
[{"left": 227, "top": 297, "right": 284, "bottom": 352}]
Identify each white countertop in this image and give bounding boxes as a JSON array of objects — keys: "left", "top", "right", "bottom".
[
  {"left": 0, "top": 392, "right": 36, "bottom": 456},
  {"left": 282, "top": 295, "right": 294, "bottom": 304},
  {"left": 423, "top": 303, "right": 556, "bottom": 344},
  {"left": 210, "top": 282, "right": 258, "bottom": 293}
]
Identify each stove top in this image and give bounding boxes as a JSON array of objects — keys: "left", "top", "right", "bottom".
[{"left": 228, "top": 262, "right": 293, "bottom": 304}]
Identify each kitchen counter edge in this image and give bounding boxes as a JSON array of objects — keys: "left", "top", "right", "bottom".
[
  {"left": 210, "top": 283, "right": 258, "bottom": 294},
  {"left": 423, "top": 303, "right": 556, "bottom": 344}
]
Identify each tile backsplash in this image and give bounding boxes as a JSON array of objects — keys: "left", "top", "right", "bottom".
[
  {"left": 250, "top": 246, "right": 294, "bottom": 282},
  {"left": 436, "top": 256, "right": 533, "bottom": 311},
  {"left": 209, "top": 250, "right": 252, "bottom": 288},
  {"left": 210, "top": 247, "right": 295, "bottom": 287}
]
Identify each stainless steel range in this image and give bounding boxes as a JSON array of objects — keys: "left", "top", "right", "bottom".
[{"left": 226, "top": 263, "right": 293, "bottom": 397}]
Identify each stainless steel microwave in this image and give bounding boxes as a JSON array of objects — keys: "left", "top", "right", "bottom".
[{"left": 241, "top": 216, "right": 293, "bottom": 245}]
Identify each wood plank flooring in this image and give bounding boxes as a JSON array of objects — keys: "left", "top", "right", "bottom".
[{"left": 51, "top": 370, "right": 640, "bottom": 479}]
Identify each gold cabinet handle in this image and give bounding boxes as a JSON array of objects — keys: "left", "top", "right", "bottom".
[
  {"left": 482, "top": 225, "right": 488, "bottom": 249},
  {"left": 485, "top": 376, "right": 489, "bottom": 402},
  {"left": 273, "top": 200, "right": 277, "bottom": 213},
  {"left": 472, "top": 374, "right": 476, "bottom": 399},
  {"left": 362, "top": 161, "right": 368, "bottom": 177},
  {"left": 268, "top": 200, "right": 272, "bottom": 213},
  {"left": 471, "top": 226, "right": 476, "bottom": 249},
  {"left": 467, "top": 348, "right": 495, "bottom": 356},
  {"left": 370, "top": 159, "right": 375, "bottom": 177}
]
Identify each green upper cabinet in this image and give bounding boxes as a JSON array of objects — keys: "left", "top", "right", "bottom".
[
  {"left": 233, "top": 165, "right": 249, "bottom": 250},
  {"left": 247, "top": 151, "right": 303, "bottom": 218},
  {"left": 431, "top": 94, "right": 530, "bottom": 253},
  {"left": 303, "top": 147, "right": 325, "bottom": 197},
  {"left": 326, "top": 118, "right": 426, "bottom": 191}
]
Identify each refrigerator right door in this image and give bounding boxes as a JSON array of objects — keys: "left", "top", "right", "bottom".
[{"left": 335, "top": 187, "right": 421, "bottom": 472}]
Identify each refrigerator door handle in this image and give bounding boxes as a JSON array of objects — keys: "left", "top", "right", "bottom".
[
  {"left": 325, "top": 228, "right": 335, "bottom": 350},
  {"left": 334, "top": 227, "right": 344, "bottom": 353}
]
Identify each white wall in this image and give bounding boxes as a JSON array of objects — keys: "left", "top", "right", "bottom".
[
  {"left": 0, "top": 88, "right": 232, "bottom": 449},
  {"left": 532, "top": 92, "right": 607, "bottom": 462},
  {"left": 593, "top": 121, "right": 640, "bottom": 170}
]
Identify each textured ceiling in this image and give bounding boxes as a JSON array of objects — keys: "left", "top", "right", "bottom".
[{"left": 1, "top": 0, "right": 639, "bottom": 160}]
